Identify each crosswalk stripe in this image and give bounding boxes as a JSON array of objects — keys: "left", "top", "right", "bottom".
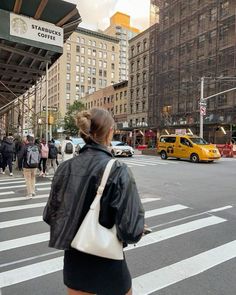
[
  {"left": 0, "top": 182, "right": 51, "bottom": 190},
  {"left": 0, "top": 202, "right": 46, "bottom": 213},
  {"left": 37, "top": 187, "right": 50, "bottom": 191},
  {"left": 125, "top": 159, "right": 167, "bottom": 165},
  {"left": 0, "top": 232, "right": 49, "bottom": 252},
  {"left": 141, "top": 198, "right": 161, "bottom": 203},
  {"left": 0, "top": 256, "right": 63, "bottom": 288},
  {"left": 0, "top": 177, "right": 24, "bottom": 182},
  {"left": 125, "top": 216, "right": 226, "bottom": 251},
  {"left": 0, "top": 194, "right": 49, "bottom": 203},
  {"left": 0, "top": 180, "right": 25, "bottom": 185},
  {"left": 0, "top": 216, "right": 42, "bottom": 229},
  {"left": 145, "top": 205, "right": 188, "bottom": 218},
  {"left": 123, "top": 162, "right": 145, "bottom": 166},
  {"left": 0, "top": 192, "right": 14, "bottom": 196},
  {"left": 132, "top": 240, "right": 236, "bottom": 294},
  {"left": 0, "top": 215, "right": 225, "bottom": 252},
  {"left": 125, "top": 161, "right": 158, "bottom": 166}
]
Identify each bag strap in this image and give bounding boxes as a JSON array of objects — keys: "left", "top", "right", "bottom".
[{"left": 90, "top": 159, "right": 116, "bottom": 209}]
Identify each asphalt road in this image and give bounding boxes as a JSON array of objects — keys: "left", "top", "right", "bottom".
[{"left": 0, "top": 155, "right": 236, "bottom": 295}]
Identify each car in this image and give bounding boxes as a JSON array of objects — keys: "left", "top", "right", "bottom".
[
  {"left": 157, "top": 134, "right": 221, "bottom": 163},
  {"left": 109, "top": 141, "right": 134, "bottom": 157},
  {"left": 71, "top": 137, "right": 85, "bottom": 155}
]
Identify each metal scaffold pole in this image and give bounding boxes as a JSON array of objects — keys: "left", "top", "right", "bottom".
[{"left": 45, "top": 62, "right": 49, "bottom": 143}]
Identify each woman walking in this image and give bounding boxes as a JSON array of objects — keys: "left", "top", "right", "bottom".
[
  {"left": 39, "top": 138, "right": 49, "bottom": 177},
  {"left": 43, "top": 108, "right": 145, "bottom": 295}
]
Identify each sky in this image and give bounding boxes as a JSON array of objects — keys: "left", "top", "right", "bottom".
[{"left": 78, "top": 0, "right": 150, "bottom": 32}]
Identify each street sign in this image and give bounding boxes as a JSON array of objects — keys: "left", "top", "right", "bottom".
[
  {"left": 200, "top": 106, "right": 206, "bottom": 116},
  {"left": 43, "top": 106, "right": 58, "bottom": 112},
  {"left": 199, "top": 102, "right": 207, "bottom": 106}
]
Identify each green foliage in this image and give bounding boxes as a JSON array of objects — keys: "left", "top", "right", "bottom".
[{"left": 64, "top": 101, "right": 84, "bottom": 136}]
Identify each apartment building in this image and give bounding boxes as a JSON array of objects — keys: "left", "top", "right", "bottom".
[
  {"left": 104, "top": 12, "right": 139, "bottom": 81},
  {"left": 150, "top": 0, "right": 236, "bottom": 142},
  {"left": 127, "top": 26, "right": 152, "bottom": 128},
  {"left": 82, "top": 81, "right": 128, "bottom": 128},
  {"left": 48, "top": 27, "right": 120, "bottom": 116}
]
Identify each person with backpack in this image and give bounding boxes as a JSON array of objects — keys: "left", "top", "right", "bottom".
[
  {"left": 22, "top": 135, "right": 40, "bottom": 199},
  {"left": 0, "top": 133, "right": 15, "bottom": 176},
  {"left": 61, "top": 136, "right": 75, "bottom": 162},
  {"left": 48, "top": 139, "right": 58, "bottom": 174},
  {"left": 39, "top": 138, "right": 49, "bottom": 177}
]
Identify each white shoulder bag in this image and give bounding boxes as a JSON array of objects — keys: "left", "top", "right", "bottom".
[{"left": 71, "top": 159, "right": 123, "bottom": 260}]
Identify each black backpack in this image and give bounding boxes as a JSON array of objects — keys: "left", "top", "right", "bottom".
[
  {"left": 49, "top": 145, "right": 58, "bottom": 159},
  {"left": 65, "top": 142, "right": 73, "bottom": 154}
]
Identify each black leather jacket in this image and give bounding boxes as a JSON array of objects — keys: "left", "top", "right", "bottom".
[{"left": 43, "top": 142, "right": 144, "bottom": 250}]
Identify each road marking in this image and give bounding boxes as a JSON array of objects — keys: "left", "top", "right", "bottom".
[
  {"left": 0, "top": 182, "right": 51, "bottom": 190},
  {"left": 0, "top": 232, "right": 49, "bottom": 252},
  {"left": 145, "top": 205, "right": 188, "bottom": 218},
  {"left": 0, "top": 178, "right": 24, "bottom": 182},
  {"left": 132, "top": 240, "right": 236, "bottom": 294},
  {"left": 0, "top": 194, "right": 49, "bottom": 203},
  {"left": 0, "top": 202, "right": 46, "bottom": 213},
  {"left": 126, "top": 216, "right": 226, "bottom": 251},
  {"left": 128, "top": 159, "right": 167, "bottom": 165},
  {"left": 0, "top": 180, "right": 25, "bottom": 185},
  {"left": 208, "top": 205, "right": 233, "bottom": 212},
  {"left": 0, "top": 192, "right": 14, "bottom": 196},
  {"left": 141, "top": 198, "right": 161, "bottom": 203},
  {"left": 37, "top": 187, "right": 50, "bottom": 191},
  {"left": 0, "top": 216, "right": 43, "bottom": 229},
  {"left": 0, "top": 256, "right": 63, "bottom": 288},
  {"left": 122, "top": 162, "right": 145, "bottom": 167},
  {"left": 0, "top": 215, "right": 225, "bottom": 252}
]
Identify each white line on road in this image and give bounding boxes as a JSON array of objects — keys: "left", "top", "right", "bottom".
[
  {"left": 37, "top": 187, "right": 50, "bottom": 191},
  {"left": 145, "top": 205, "right": 188, "bottom": 218},
  {"left": 208, "top": 205, "right": 233, "bottom": 212},
  {"left": 0, "top": 178, "right": 24, "bottom": 182},
  {"left": 0, "top": 202, "right": 46, "bottom": 213},
  {"left": 0, "top": 180, "right": 25, "bottom": 185},
  {"left": 132, "top": 239, "right": 236, "bottom": 294},
  {"left": 0, "top": 194, "right": 49, "bottom": 203},
  {"left": 0, "top": 192, "right": 14, "bottom": 196},
  {"left": 141, "top": 198, "right": 161, "bottom": 203},
  {"left": 0, "top": 216, "right": 43, "bottom": 229},
  {"left": 0, "top": 182, "right": 51, "bottom": 190},
  {"left": 0, "top": 232, "right": 49, "bottom": 252},
  {"left": 126, "top": 216, "right": 226, "bottom": 251}
]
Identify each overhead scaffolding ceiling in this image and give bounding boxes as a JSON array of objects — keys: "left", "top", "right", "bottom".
[{"left": 0, "top": 0, "right": 81, "bottom": 115}]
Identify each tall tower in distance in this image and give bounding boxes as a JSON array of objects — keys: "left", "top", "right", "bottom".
[{"left": 104, "top": 12, "right": 140, "bottom": 81}]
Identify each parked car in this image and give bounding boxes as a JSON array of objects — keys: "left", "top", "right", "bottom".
[
  {"left": 109, "top": 141, "right": 134, "bottom": 157},
  {"left": 72, "top": 137, "right": 85, "bottom": 155},
  {"left": 157, "top": 134, "right": 221, "bottom": 163}
]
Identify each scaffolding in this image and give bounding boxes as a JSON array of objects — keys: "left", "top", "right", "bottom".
[{"left": 149, "top": 0, "right": 236, "bottom": 141}]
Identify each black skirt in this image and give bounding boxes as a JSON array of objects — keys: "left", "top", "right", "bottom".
[{"left": 63, "top": 249, "right": 131, "bottom": 295}]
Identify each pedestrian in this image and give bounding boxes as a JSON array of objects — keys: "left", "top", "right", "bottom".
[
  {"left": 43, "top": 108, "right": 145, "bottom": 295},
  {"left": 14, "top": 136, "right": 24, "bottom": 171},
  {"left": 39, "top": 138, "right": 49, "bottom": 177},
  {"left": 22, "top": 135, "right": 40, "bottom": 199},
  {"left": 48, "top": 139, "right": 58, "bottom": 174},
  {"left": 61, "top": 136, "right": 75, "bottom": 162},
  {"left": 0, "top": 133, "right": 15, "bottom": 176}
]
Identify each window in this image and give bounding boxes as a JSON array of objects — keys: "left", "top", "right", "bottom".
[
  {"left": 92, "top": 41, "right": 96, "bottom": 47},
  {"left": 112, "top": 46, "right": 115, "bottom": 51},
  {"left": 66, "top": 43, "right": 71, "bottom": 51},
  {"left": 111, "top": 54, "right": 115, "bottom": 61},
  {"left": 220, "top": 1, "right": 229, "bottom": 17},
  {"left": 136, "top": 103, "right": 139, "bottom": 111},
  {"left": 120, "top": 105, "right": 122, "bottom": 113},
  {"left": 81, "top": 76, "right": 85, "bottom": 83},
  {"left": 99, "top": 51, "right": 102, "bottom": 58},
  {"left": 76, "top": 45, "right": 80, "bottom": 53},
  {"left": 81, "top": 38, "right": 85, "bottom": 44},
  {"left": 143, "top": 56, "right": 147, "bottom": 67},
  {"left": 143, "top": 87, "right": 146, "bottom": 97},
  {"left": 137, "top": 44, "right": 140, "bottom": 53},
  {"left": 143, "top": 40, "right": 147, "bottom": 50},
  {"left": 67, "top": 53, "right": 71, "bottom": 61},
  {"left": 103, "top": 61, "right": 107, "bottom": 69},
  {"left": 76, "top": 36, "right": 80, "bottom": 43},
  {"left": 88, "top": 48, "right": 92, "bottom": 55},
  {"left": 66, "top": 73, "right": 70, "bottom": 81},
  {"left": 67, "top": 63, "right": 71, "bottom": 71},
  {"left": 160, "top": 137, "right": 176, "bottom": 143},
  {"left": 88, "top": 67, "right": 91, "bottom": 75},
  {"left": 88, "top": 76, "right": 91, "bottom": 84},
  {"left": 103, "top": 43, "right": 107, "bottom": 50},
  {"left": 143, "top": 72, "right": 147, "bottom": 82},
  {"left": 81, "top": 47, "right": 85, "bottom": 54},
  {"left": 92, "top": 68, "right": 96, "bottom": 75},
  {"left": 66, "top": 83, "right": 70, "bottom": 91},
  {"left": 137, "top": 60, "right": 140, "bottom": 69},
  {"left": 81, "top": 66, "right": 85, "bottom": 74},
  {"left": 81, "top": 56, "right": 85, "bottom": 64},
  {"left": 76, "top": 74, "right": 80, "bottom": 82},
  {"left": 103, "top": 70, "right": 107, "bottom": 77},
  {"left": 180, "top": 137, "right": 191, "bottom": 146},
  {"left": 76, "top": 84, "right": 80, "bottom": 92},
  {"left": 210, "top": 7, "right": 217, "bottom": 21},
  {"left": 88, "top": 58, "right": 91, "bottom": 65},
  {"left": 103, "top": 52, "right": 107, "bottom": 59},
  {"left": 92, "top": 78, "right": 96, "bottom": 85},
  {"left": 111, "top": 63, "right": 115, "bottom": 70},
  {"left": 142, "top": 101, "right": 146, "bottom": 110},
  {"left": 66, "top": 93, "right": 70, "bottom": 100},
  {"left": 136, "top": 88, "right": 140, "bottom": 98},
  {"left": 111, "top": 72, "right": 115, "bottom": 79},
  {"left": 92, "top": 59, "right": 96, "bottom": 66},
  {"left": 76, "top": 55, "right": 80, "bottom": 63},
  {"left": 99, "top": 60, "right": 102, "bottom": 68},
  {"left": 92, "top": 49, "right": 96, "bottom": 57},
  {"left": 99, "top": 69, "right": 102, "bottom": 77},
  {"left": 76, "top": 65, "right": 80, "bottom": 72},
  {"left": 88, "top": 40, "right": 92, "bottom": 45}
]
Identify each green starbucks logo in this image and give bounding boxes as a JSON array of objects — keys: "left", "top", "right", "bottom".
[{"left": 11, "top": 17, "right": 28, "bottom": 34}]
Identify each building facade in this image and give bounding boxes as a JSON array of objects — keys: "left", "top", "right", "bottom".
[
  {"left": 48, "top": 27, "right": 120, "bottom": 116},
  {"left": 104, "top": 12, "right": 139, "bottom": 81},
  {"left": 150, "top": 0, "right": 236, "bottom": 142},
  {"left": 127, "top": 27, "right": 152, "bottom": 128},
  {"left": 82, "top": 81, "right": 128, "bottom": 128}
]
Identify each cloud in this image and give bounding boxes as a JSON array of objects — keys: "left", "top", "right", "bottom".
[{"left": 78, "top": 0, "right": 150, "bottom": 31}]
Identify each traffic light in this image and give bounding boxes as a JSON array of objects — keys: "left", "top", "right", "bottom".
[{"left": 48, "top": 115, "right": 54, "bottom": 125}]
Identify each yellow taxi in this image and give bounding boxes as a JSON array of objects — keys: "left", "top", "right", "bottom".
[{"left": 157, "top": 134, "right": 221, "bottom": 163}]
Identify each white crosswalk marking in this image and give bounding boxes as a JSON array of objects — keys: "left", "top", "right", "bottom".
[
  {"left": 132, "top": 240, "right": 236, "bottom": 294},
  {"left": 0, "top": 176, "right": 235, "bottom": 294}
]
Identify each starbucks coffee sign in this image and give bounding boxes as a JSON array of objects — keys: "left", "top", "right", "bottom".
[{"left": 10, "top": 12, "right": 63, "bottom": 48}]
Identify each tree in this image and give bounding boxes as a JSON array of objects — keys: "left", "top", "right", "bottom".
[{"left": 64, "top": 101, "right": 84, "bottom": 136}]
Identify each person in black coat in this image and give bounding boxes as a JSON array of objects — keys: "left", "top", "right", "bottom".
[
  {"left": 0, "top": 134, "right": 15, "bottom": 176},
  {"left": 43, "top": 108, "right": 145, "bottom": 295}
]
